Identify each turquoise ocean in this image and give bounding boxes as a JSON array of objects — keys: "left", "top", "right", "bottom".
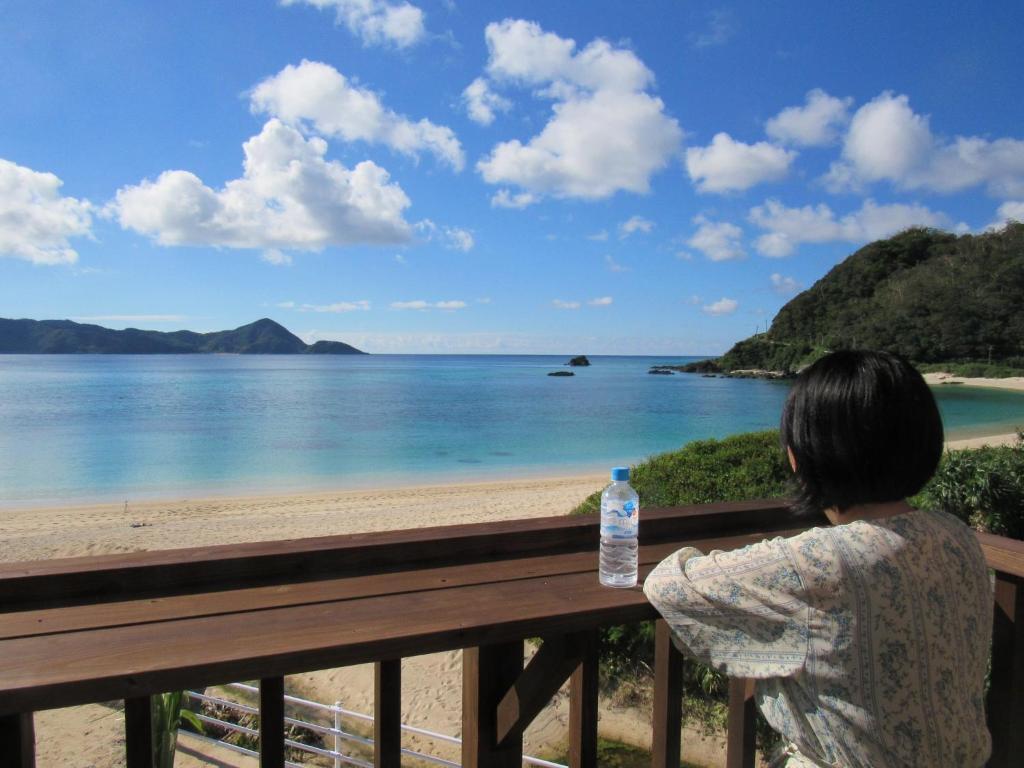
[{"left": 1, "top": 355, "right": 1023, "bottom": 507}]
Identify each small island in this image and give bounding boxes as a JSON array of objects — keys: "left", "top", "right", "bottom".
[
  {"left": 548, "top": 371, "right": 575, "bottom": 377},
  {"left": 0, "top": 317, "right": 366, "bottom": 355},
  {"left": 566, "top": 356, "right": 590, "bottom": 367}
]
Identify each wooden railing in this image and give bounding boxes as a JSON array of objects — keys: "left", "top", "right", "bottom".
[{"left": 0, "top": 501, "right": 1021, "bottom": 768}]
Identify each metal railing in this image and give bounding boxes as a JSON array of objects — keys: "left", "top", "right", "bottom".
[{"left": 181, "top": 682, "right": 566, "bottom": 768}]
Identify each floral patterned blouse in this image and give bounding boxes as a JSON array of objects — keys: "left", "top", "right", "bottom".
[{"left": 643, "top": 509, "right": 992, "bottom": 767}]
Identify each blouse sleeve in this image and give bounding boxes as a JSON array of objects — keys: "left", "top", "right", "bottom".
[{"left": 642, "top": 537, "right": 810, "bottom": 679}]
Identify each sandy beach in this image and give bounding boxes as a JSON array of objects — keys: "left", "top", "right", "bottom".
[
  {"left": 923, "top": 370, "right": 1024, "bottom": 393},
  {"left": 6, "top": 410, "right": 1022, "bottom": 767}
]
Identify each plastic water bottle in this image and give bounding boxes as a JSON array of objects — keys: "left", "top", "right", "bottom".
[{"left": 599, "top": 467, "right": 639, "bottom": 587}]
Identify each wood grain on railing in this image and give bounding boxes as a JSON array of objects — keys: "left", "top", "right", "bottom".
[
  {"left": 373, "top": 659, "right": 401, "bottom": 768},
  {"left": 259, "top": 677, "right": 285, "bottom": 768},
  {"left": 123, "top": 696, "right": 152, "bottom": 768},
  {"left": 1, "top": 501, "right": 1022, "bottom": 768},
  {"left": 652, "top": 618, "right": 684, "bottom": 767},
  {"left": 567, "top": 630, "right": 599, "bottom": 767}
]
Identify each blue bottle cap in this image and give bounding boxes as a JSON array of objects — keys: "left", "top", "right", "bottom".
[{"left": 611, "top": 467, "right": 629, "bottom": 481}]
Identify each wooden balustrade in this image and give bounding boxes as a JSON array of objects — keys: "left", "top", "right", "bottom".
[{"left": 0, "top": 501, "right": 1021, "bottom": 767}]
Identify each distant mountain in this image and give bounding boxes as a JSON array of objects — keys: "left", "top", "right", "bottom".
[
  {"left": 715, "top": 223, "right": 1024, "bottom": 373},
  {"left": 0, "top": 318, "right": 366, "bottom": 355}
]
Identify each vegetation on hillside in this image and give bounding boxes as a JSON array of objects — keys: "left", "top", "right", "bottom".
[
  {"left": 715, "top": 223, "right": 1024, "bottom": 373},
  {"left": 0, "top": 317, "right": 365, "bottom": 354}
]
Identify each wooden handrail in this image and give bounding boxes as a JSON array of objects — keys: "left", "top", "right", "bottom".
[
  {"left": 0, "top": 499, "right": 797, "bottom": 610},
  {"left": 978, "top": 530, "right": 1024, "bottom": 579},
  {"left": 0, "top": 502, "right": 1021, "bottom": 768}
]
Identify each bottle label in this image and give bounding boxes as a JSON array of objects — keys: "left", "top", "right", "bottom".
[{"left": 601, "top": 500, "right": 637, "bottom": 538}]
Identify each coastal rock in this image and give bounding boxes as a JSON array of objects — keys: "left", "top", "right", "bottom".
[
  {"left": 648, "top": 369, "right": 673, "bottom": 375},
  {"left": 567, "top": 356, "right": 591, "bottom": 367},
  {"left": 650, "top": 359, "right": 721, "bottom": 374},
  {"left": 548, "top": 371, "right": 575, "bottom": 377}
]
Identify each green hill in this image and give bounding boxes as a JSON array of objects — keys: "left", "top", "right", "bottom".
[
  {"left": 717, "top": 223, "right": 1024, "bottom": 374},
  {"left": 0, "top": 317, "right": 366, "bottom": 355}
]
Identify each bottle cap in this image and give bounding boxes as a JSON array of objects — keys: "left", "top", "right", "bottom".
[{"left": 611, "top": 467, "right": 629, "bottom": 481}]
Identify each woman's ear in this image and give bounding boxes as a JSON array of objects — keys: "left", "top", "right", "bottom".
[{"left": 787, "top": 445, "right": 798, "bottom": 473}]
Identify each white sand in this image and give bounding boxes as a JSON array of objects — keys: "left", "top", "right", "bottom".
[{"left": 923, "top": 370, "right": 1024, "bottom": 393}]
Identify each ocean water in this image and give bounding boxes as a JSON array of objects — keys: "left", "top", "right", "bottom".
[{"left": 1, "top": 355, "right": 1022, "bottom": 507}]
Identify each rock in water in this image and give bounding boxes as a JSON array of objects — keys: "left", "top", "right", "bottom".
[
  {"left": 567, "top": 356, "right": 591, "bottom": 367},
  {"left": 548, "top": 371, "right": 575, "bottom": 377}
]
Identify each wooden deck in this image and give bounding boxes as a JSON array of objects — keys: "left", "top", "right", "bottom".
[{"left": 0, "top": 500, "right": 1021, "bottom": 767}]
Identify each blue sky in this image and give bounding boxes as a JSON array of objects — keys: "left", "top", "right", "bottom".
[{"left": 2, "top": 0, "right": 1022, "bottom": 354}]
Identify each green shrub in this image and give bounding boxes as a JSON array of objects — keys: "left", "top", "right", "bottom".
[
  {"left": 913, "top": 433, "right": 1024, "bottom": 538},
  {"left": 572, "top": 430, "right": 791, "bottom": 516}
]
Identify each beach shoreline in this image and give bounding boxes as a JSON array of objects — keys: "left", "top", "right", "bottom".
[{"left": 923, "top": 370, "right": 1024, "bottom": 393}]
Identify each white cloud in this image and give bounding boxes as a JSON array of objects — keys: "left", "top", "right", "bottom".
[
  {"left": 619, "top": 215, "right": 654, "bottom": 238},
  {"left": 702, "top": 297, "right": 739, "bottom": 316},
  {"left": 686, "top": 133, "right": 795, "bottom": 193},
  {"left": 475, "top": 297, "right": 492, "bottom": 304},
  {"left": 444, "top": 227, "right": 474, "bottom": 252},
  {"left": 415, "top": 218, "right": 474, "bottom": 250},
  {"left": 251, "top": 61, "right": 463, "bottom": 171},
  {"left": 490, "top": 189, "right": 537, "bottom": 209},
  {"left": 687, "top": 215, "right": 745, "bottom": 262},
  {"left": 391, "top": 299, "right": 466, "bottom": 310},
  {"left": 475, "top": 20, "right": 682, "bottom": 201},
  {"left": 462, "top": 77, "right": 511, "bottom": 125},
  {"left": 262, "top": 248, "right": 293, "bottom": 266},
  {"left": 113, "top": 120, "right": 412, "bottom": 252},
  {"left": 280, "top": 0, "right": 425, "bottom": 48},
  {"left": 769, "top": 273, "right": 802, "bottom": 296},
  {"left": 690, "top": 9, "right": 735, "bottom": 48},
  {"left": 765, "top": 89, "right": 852, "bottom": 147},
  {"left": 748, "top": 198, "right": 949, "bottom": 257},
  {"left": 990, "top": 200, "right": 1024, "bottom": 229},
  {"left": 292, "top": 300, "right": 371, "bottom": 313},
  {"left": 587, "top": 229, "right": 609, "bottom": 241},
  {"left": 824, "top": 91, "right": 1024, "bottom": 197},
  {"left": 394, "top": 253, "right": 407, "bottom": 264},
  {"left": 71, "top": 315, "right": 188, "bottom": 324},
  {"left": 604, "top": 254, "right": 629, "bottom": 272},
  {"left": 588, "top": 296, "right": 613, "bottom": 306},
  {"left": 552, "top": 299, "right": 581, "bottom": 310},
  {"left": 0, "top": 158, "right": 93, "bottom": 265}
]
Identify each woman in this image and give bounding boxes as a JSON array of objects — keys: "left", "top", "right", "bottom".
[{"left": 643, "top": 350, "right": 992, "bottom": 767}]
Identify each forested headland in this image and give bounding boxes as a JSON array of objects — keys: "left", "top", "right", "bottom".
[{"left": 692, "top": 223, "right": 1024, "bottom": 375}]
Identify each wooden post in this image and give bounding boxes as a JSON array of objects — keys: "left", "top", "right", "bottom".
[
  {"left": 0, "top": 712, "right": 35, "bottom": 768},
  {"left": 462, "top": 641, "right": 523, "bottom": 768},
  {"left": 260, "top": 676, "right": 286, "bottom": 768},
  {"left": 374, "top": 659, "right": 402, "bottom": 768},
  {"left": 987, "top": 574, "right": 1024, "bottom": 767},
  {"left": 568, "top": 630, "right": 599, "bottom": 768},
  {"left": 726, "top": 678, "right": 756, "bottom": 768},
  {"left": 652, "top": 620, "right": 684, "bottom": 768},
  {"left": 124, "top": 696, "right": 153, "bottom": 768}
]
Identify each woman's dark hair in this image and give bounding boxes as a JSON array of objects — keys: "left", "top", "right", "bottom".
[{"left": 780, "top": 349, "right": 944, "bottom": 515}]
